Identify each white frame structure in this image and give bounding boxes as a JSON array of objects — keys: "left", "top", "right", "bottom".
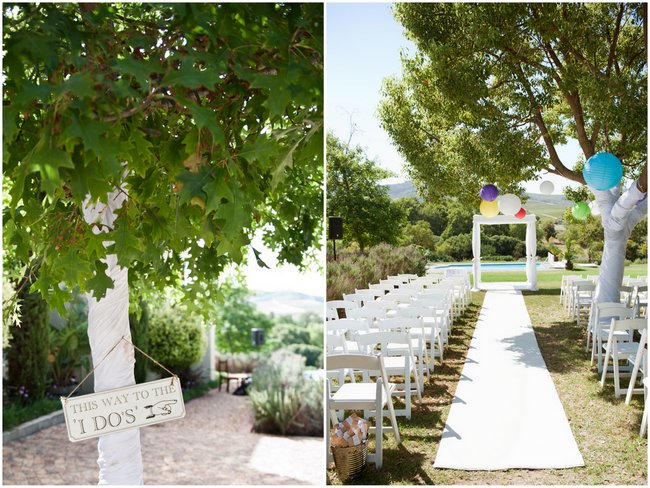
[{"left": 472, "top": 214, "right": 538, "bottom": 291}]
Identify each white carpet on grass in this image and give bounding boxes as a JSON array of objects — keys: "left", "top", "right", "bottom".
[{"left": 434, "top": 288, "right": 585, "bottom": 470}]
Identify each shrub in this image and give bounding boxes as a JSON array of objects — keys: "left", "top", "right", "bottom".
[
  {"left": 148, "top": 305, "right": 206, "bottom": 385},
  {"left": 327, "top": 243, "right": 427, "bottom": 300},
  {"left": 436, "top": 233, "right": 472, "bottom": 260},
  {"left": 6, "top": 281, "right": 50, "bottom": 403},
  {"left": 249, "top": 349, "right": 323, "bottom": 436}
]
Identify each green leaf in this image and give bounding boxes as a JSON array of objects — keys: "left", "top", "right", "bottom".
[
  {"left": 203, "top": 175, "right": 234, "bottom": 213},
  {"left": 25, "top": 143, "right": 74, "bottom": 196},
  {"left": 114, "top": 56, "right": 160, "bottom": 90},
  {"left": 55, "top": 72, "right": 96, "bottom": 99},
  {"left": 250, "top": 71, "right": 292, "bottom": 117},
  {"left": 162, "top": 60, "right": 218, "bottom": 89},
  {"left": 64, "top": 118, "right": 124, "bottom": 176},
  {"left": 176, "top": 169, "right": 210, "bottom": 205},
  {"left": 271, "top": 138, "right": 302, "bottom": 189},
  {"left": 87, "top": 260, "right": 114, "bottom": 301},
  {"left": 187, "top": 103, "right": 226, "bottom": 148}
]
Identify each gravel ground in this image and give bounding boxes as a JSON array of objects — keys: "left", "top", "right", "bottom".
[{"left": 3, "top": 388, "right": 324, "bottom": 485}]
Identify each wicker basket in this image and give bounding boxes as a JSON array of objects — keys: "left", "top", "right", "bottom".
[{"left": 331, "top": 441, "right": 368, "bottom": 482}]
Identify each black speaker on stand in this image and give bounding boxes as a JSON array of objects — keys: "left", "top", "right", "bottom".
[{"left": 328, "top": 216, "right": 343, "bottom": 260}]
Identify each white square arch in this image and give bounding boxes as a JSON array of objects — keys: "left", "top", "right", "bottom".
[{"left": 472, "top": 214, "right": 538, "bottom": 291}]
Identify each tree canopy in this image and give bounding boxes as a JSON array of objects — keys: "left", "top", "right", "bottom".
[
  {"left": 379, "top": 3, "right": 647, "bottom": 203},
  {"left": 326, "top": 133, "right": 404, "bottom": 252},
  {"left": 3, "top": 3, "right": 323, "bottom": 313}
]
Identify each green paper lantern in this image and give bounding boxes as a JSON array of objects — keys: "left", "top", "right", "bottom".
[{"left": 571, "top": 201, "right": 590, "bottom": 220}]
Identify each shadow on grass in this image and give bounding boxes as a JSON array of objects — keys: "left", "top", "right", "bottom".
[
  {"left": 533, "top": 320, "right": 587, "bottom": 374},
  {"left": 523, "top": 288, "right": 561, "bottom": 296},
  {"left": 345, "top": 443, "right": 435, "bottom": 485}
]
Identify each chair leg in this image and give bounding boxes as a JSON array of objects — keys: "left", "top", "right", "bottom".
[
  {"left": 386, "top": 393, "right": 401, "bottom": 445},
  {"left": 375, "top": 405, "right": 383, "bottom": 469},
  {"left": 613, "top": 347, "right": 621, "bottom": 398},
  {"left": 641, "top": 401, "right": 648, "bottom": 437}
]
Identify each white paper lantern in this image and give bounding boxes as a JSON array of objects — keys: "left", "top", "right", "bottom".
[
  {"left": 540, "top": 180, "right": 554, "bottom": 195},
  {"left": 498, "top": 193, "right": 521, "bottom": 216},
  {"left": 589, "top": 200, "right": 601, "bottom": 216}
]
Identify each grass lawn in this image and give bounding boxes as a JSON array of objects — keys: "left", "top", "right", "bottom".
[{"left": 327, "top": 265, "right": 647, "bottom": 485}]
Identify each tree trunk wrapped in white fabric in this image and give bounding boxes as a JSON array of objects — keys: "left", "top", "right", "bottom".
[
  {"left": 593, "top": 180, "right": 648, "bottom": 304},
  {"left": 83, "top": 188, "right": 144, "bottom": 485}
]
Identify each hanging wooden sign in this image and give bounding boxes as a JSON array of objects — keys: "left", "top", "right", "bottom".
[{"left": 61, "top": 376, "right": 185, "bottom": 442}]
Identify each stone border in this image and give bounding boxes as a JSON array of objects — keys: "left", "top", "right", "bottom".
[{"left": 3, "top": 409, "right": 64, "bottom": 445}]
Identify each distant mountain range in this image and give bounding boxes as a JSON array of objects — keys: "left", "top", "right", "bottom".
[
  {"left": 248, "top": 290, "right": 322, "bottom": 318},
  {"left": 386, "top": 180, "right": 571, "bottom": 219}
]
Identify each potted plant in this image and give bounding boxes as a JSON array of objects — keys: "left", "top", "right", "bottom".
[{"left": 563, "top": 239, "right": 576, "bottom": 270}]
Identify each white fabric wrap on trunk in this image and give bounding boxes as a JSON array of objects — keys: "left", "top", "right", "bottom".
[
  {"left": 83, "top": 189, "right": 144, "bottom": 485},
  {"left": 592, "top": 182, "right": 647, "bottom": 303}
]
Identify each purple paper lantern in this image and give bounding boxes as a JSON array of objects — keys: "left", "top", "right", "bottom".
[{"left": 480, "top": 184, "right": 499, "bottom": 202}]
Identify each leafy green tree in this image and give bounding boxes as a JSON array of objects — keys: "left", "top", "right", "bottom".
[
  {"left": 326, "top": 133, "right": 405, "bottom": 252},
  {"left": 400, "top": 220, "right": 439, "bottom": 251},
  {"left": 3, "top": 5, "right": 322, "bottom": 483},
  {"left": 3, "top": 3, "right": 323, "bottom": 314},
  {"left": 380, "top": 3, "right": 646, "bottom": 302},
  {"left": 215, "top": 285, "right": 274, "bottom": 354},
  {"left": 539, "top": 218, "right": 557, "bottom": 241},
  {"left": 441, "top": 203, "right": 473, "bottom": 239}
]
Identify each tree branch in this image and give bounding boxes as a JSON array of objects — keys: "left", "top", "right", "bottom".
[
  {"left": 605, "top": 4, "right": 624, "bottom": 77},
  {"left": 514, "top": 63, "right": 585, "bottom": 185},
  {"left": 564, "top": 92, "right": 595, "bottom": 158}
]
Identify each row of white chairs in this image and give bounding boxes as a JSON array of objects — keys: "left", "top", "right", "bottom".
[
  {"left": 561, "top": 274, "right": 648, "bottom": 436},
  {"left": 326, "top": 271, "right": 473, "bottom": 467}
]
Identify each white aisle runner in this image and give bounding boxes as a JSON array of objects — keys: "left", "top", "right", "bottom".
[{"left": 434, "top": 289, "right": 585, "bottom": 470}]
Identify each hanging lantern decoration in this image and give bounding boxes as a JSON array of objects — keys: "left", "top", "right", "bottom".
[
  {"left": 539, "top": 180, "right": 554, "bottom": 195},
  {"left": 583, "top": 152, "right": 623, "bottom": 191},
  {"left": 498, "top": 193, "right": 521, "bottom": 216},
  {"left": 479, "top": 199, "right": 499, "bottom": 217},
  {"left": 571, "top": 201, "right": 591, "bottom": 220},
  {"left": 514, "top": 208, "right": 527, "bottom": 219},
  {"left": 480, "top": 184, "right": 499, "bottom": 202}
]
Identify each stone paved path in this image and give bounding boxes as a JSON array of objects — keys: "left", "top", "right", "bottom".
[{"left": 3, "top": 389, "right": 324, "bottom": 485}]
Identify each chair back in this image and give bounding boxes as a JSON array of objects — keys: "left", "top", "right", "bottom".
[
  {"left": 346, "top": 307, "right": 386, "bottom": 321},
  {"left": 377, "top": 317, "right": 422, "bottom": 332}
]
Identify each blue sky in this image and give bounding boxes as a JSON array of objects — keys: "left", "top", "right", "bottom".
[{"left": 326, "top": 2, "right": 581, "bottom": 195}]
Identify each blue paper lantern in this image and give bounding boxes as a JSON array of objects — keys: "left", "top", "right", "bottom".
[
  {"left": 480, "top": 184, "right": 499, "bottom": 202},
  {"left": 583, "top": 153, "right": 623, "bottom": 191}
]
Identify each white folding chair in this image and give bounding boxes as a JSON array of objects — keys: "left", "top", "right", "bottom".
[
  {"left": 356, "top": 331, "right": 422, "bottom": 419},
  {"left": 590, "top": 303, "right": 635, "bottom": 371},
  {"left": 573, "top": 282, "right": 596, "bottom": 326},
  {"left": 626, "top": 328, "right": 648, "bottom": 405},
  {"left": 377, "top": 317, "right": 429, "bottom": 387},
  {"left": 326, "top": 353, "right": 401, "bottom": 469},
  {"left": 600, "top": 318, "right": 647, "bottom": 398},
  {"left": 326, "top": 300, "right": 349, "bottom": 321},
  {"left": 394, "top": 305, "right": 445, "bottom": 367}
]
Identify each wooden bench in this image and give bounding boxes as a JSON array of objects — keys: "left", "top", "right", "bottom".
[{"left": 216, "top": 359, "right": 249, "bottom": 393}]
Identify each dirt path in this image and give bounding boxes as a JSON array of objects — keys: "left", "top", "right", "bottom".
[{"left": 3, "top": 389, "right": 324, "bottom": 485}]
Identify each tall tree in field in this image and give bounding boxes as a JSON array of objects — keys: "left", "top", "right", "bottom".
[
  {"left": 326, "top": 133, "right": 404, "bottom": 252},
  {"left": 3, "top": 3, "right": 322, "bottom": 484},
  {"left": 380, "top": 2, "right": 646, "bottom": 302}
]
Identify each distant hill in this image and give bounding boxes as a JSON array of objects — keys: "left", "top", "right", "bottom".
[
  {"left": 523, "top": 193, "right": 571, "bottom": 220},
  {"left": 386, "top": 180, "right": 570, "bottom": 219},
  {"left": 386, "top": 180, "right": 419, "bottom": 199},
  {"left": 249, "top": 290, "right": 322, "bottom": 318}
]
